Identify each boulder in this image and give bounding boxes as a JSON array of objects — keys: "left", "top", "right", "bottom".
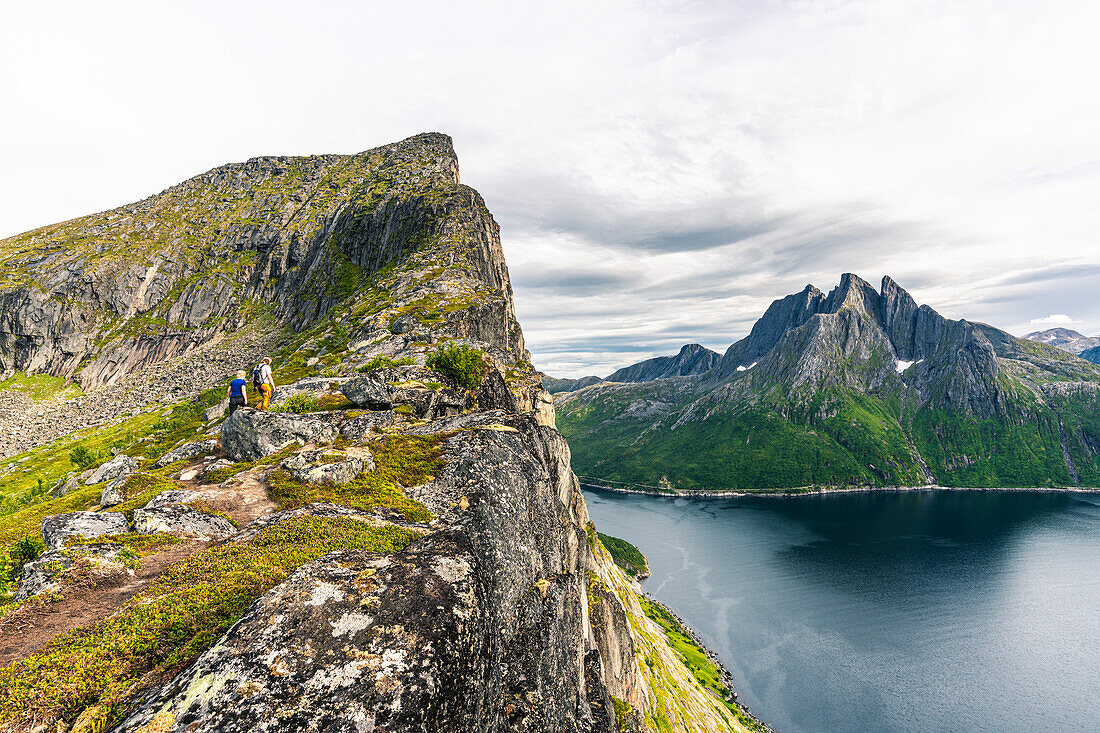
[
  {"left": 339, "top": 376, "right": 393, "bottom": 410},
  {"left": 15, "top": 543, "right": 129, "bottom": 600},
  {"left": 144, "top": 489, "right": 199, "bottom": 509},
  {"left": 203, "top": 458, "right": 234, "bottom": 479},
  {"left": 220, "top": 408, "right": 338, "bottom": 462},
  {"left": 339, "top": 410, "right": 396, "bottom": 441},
  {"left": 51, "top": 472, "right": 84, "bottom": 497},
  {"left": 203, "top": 399, "right": 228, "bottom": 422},
  {"left": 100, "top": 474, "right": 129, "bottom": 507},
  {"left": 133, "top": 505, "right": 236, "bottom": 540},
  {"left": 154, "top": 439, "right": 219, "bottom": 468},
  {"left": 284, "top": 449, "right": 367, "bottom": 485},
  {"left": 86, "top": 454, "right": 139, "bottom": 485},
  {"left": 41, "top": 511, "right": 129, "bottom": 550}
]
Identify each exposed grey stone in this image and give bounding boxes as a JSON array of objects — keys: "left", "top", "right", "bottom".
[
  {"left": 154, "top": 439, "right": 218, "bottom": 468},
  {"left": 220, "top": 408, "right": 338, "bottom": 461},
  {"left": 41, "top": 511, "right": 129, "bottom": 550},
  {"left": 339, "top": 376, "right": 392, "bottom": 410},
  {"left": 100, "top": 474, "right": 128, "bottom": 507},
  {"left": 51, "top": 472, "right": 84, "bottom": 497},
  {"left": 144, "top": 489, "right": 199, "bottom": 509},
  {"left": 203, "top": 458, "right": 234, "bottom": 479},
  {"left": 133, "top": 505, "right": 236, "bottom": 540},
  {"left": 273, "top": 377, "right": 351, "bottom": 404},
  {"left": 203, "top": 399, "right": 228, "bottom": 422},
  {"left": 284, "top": 449, "right": 367, "bottom": 485},
  {"left": 86, "top": 454, "right": 139, "bottom": 485},
  {"left": 15, "top": 543, "right": 128, "bottom": 600},
  {"left": 474, "top": 369, "right": 516, "bottom": 412},
  {"left": 339, "top": 410, "right": 396, "bottom": 441}
]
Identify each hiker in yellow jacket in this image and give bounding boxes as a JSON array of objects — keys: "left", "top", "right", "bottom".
[{"left": 252, "top": 357, "right": 275, "bottom": 410}]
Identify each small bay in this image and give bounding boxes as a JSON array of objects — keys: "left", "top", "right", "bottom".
[{"left": 583, "top": 487, "right": 1100, "bottom": 733}]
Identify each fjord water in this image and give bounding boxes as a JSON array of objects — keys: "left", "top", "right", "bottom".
[{"left": 583, "top": 488, "right": 1100, "bottom": 733}]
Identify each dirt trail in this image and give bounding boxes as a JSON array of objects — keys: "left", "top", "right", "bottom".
[
  {"left": 0, "top": 542, "right": 199, "bottom": 666},
  {"left": 0, "top": 455, "right": 278, "bottom": 666}
]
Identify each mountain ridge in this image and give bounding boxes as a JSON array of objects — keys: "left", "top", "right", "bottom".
[
  {"left": 556, "top": 274, "right": 1100, "bottom": 492},
  {"left": 544, "top": 344, "right": 720, "bottom": 394}
]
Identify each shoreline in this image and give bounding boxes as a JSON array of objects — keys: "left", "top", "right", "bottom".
[{"left": 580, "top": 481, "right": 1100, "bottom": 499}]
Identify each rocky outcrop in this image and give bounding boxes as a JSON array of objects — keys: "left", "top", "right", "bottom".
[
  {"left": 115, "top": 415, "right": 677, "bottom": 732},
  {"left": 15, "top": 543, "right": 129, "bottom": 601},
  {"left": 284, "top": 449, "right": 367, "bottom": 484},
  {"left": 154, "top": 439, "right": 218, "bottom": 468},
  {"left": 86, "top": 455, "right": 139, "bottom": 486},
  {"left": 0, "top": 133, "right": 527, "bottom": 390},
  {"left": 133, "top": 505, "right": 236, "bottom": 540},
  {"left": 220, "top": 408, "right": 338, "bottom": 461},
  {"left": 339, "top": 375, "right": 393, "bottom": 409},
  {"left": 41, "top": 511, "right": 129, "bottom": 550},
  {"left": 99, "top": 474, "right": 129, "bottom": 508}
]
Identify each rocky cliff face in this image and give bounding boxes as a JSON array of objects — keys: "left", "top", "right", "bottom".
[
  {"left": 0, "top": 133, "right": 524, "bottom": 388},
  {"left": 0, "top": 136, "right": 758, "bottom": 733},
  {"left": 557, "top": 275, "right": 1100, "bottom": 491}
]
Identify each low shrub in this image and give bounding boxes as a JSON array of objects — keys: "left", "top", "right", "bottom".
[
  {"left": 69, "top": 444, "right": 108, "bottom": 470},
  {"left": 358, "top": 355, "right": 416, "bottom": 372},
  {"left": 273, "top": 393, "right": 320, "bottom": 414},
  {"left": 426, "top": 344, "right": 485, "bottom": 392}
]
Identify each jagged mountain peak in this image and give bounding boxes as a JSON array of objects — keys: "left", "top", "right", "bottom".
[{"left": 822, "top": 272, "right": 879, "bottom": 315}]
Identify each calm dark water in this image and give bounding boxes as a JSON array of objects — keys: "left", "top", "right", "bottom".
[{"left": 583, "top": 488, "right": 1100, "bottom": 733}]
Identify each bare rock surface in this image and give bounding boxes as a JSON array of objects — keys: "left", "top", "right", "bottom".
[
  {"left": 284, "top": 449, "right": 367, "bottom": 485},
  {"left": 87, "top": 454, "right": 139, "bottom": 486},
  {"left": 133, "top": 505, "right": 236, "bottom": 540},
  {"left": 154, "top": 439, "right": 218, "bottom": 468},
  {"left": 338, "top": 376, "right": 392, "bottom": 409},
  {"left": 220, "top": 408, "right": 338, "bottom": 461},
  {"left": 41, "top": 511, "right": 129, "bottom": 550}
]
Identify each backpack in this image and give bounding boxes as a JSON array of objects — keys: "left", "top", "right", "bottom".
[{"left": 251, "top": 364, "right": 263, "bottom": 389}]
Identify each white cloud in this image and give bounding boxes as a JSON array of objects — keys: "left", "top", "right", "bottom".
[
  {"left": 1029, "top": 314, "right": 1082, "bottom": 326},
  {"left": 3, "top": 0, "right": 1100, "bottom": 375}
]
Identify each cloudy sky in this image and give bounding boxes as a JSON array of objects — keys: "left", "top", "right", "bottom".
[{"left": 3, "top": 1, "right": 1099, "bottom": 376}]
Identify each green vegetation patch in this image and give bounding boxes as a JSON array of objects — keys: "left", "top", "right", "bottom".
[
  {"left": 598, "top": 533, "right": 649, "bottom": 578},
  {"left": 0, "top": 515, "right": 422, "bottom": 731},
  {"left": 66, "top": 532, "right": 182, "bottom": 560},
  {"left": 110, "top": 473, "right": 184, "bottom": 521},
  {"left": 639, "top": 596, "right": 767, "bottom": 733},
  {"left": 426, "top": 343, "right": 485, "bottom": 392},
  {"left": 268, "top": 435, "right": 443, "bottom": 523},
  {"left": 359, "top": 354, "right": 416, "bottom": 372},
  {"left": 0, "top": 371, "right": 81, "bottom": 402}
]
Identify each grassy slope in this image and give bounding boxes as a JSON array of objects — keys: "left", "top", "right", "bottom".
[{"left": 598, "top": 533, "right": 649, "bottom": 578}]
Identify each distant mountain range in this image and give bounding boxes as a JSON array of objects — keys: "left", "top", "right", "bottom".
[
  {"left": 555, "top": 274, "right": 1100, "bottom": 491},
  {"left": 543, "top": 343, "right": 720, "bottom": 393},
  {"left": 1024, "top": 328, "right": 1100, "bottom": 357}
]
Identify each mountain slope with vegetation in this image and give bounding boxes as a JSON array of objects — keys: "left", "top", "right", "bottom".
[
  {"left": 557, "top": 275, "right": 1100, "bottom": 492},
  {"left": 0, "top": 134, "right": 761, "bottom": 733}
]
